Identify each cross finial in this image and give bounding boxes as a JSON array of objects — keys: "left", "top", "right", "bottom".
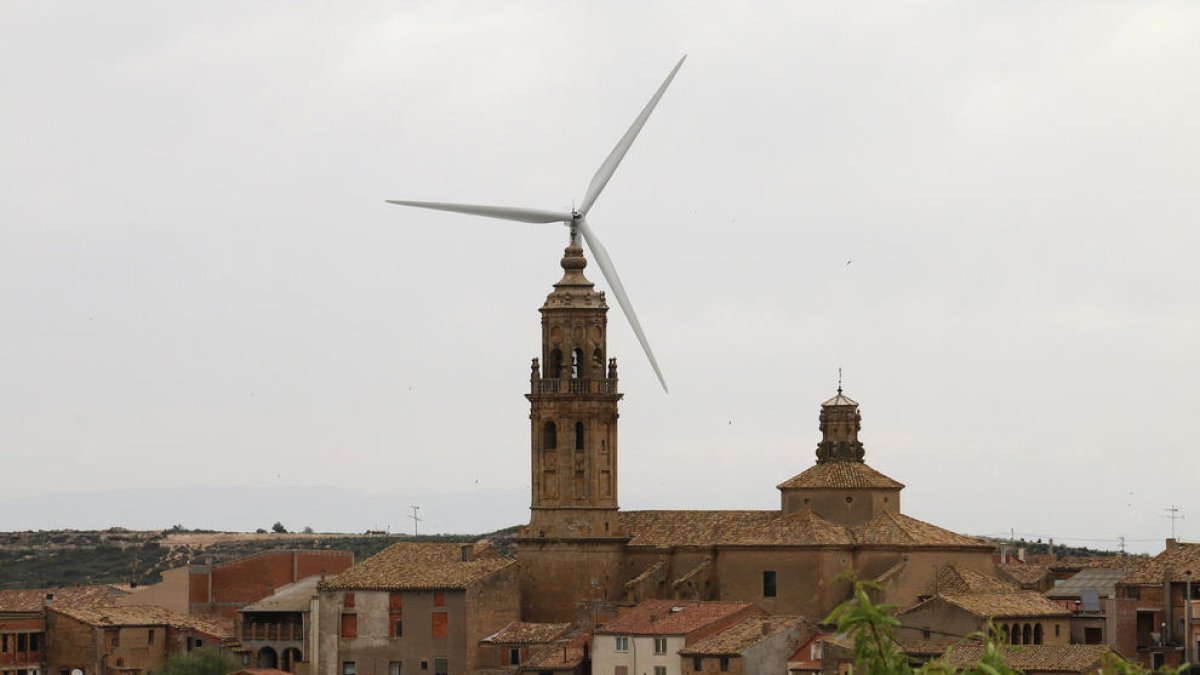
[{"left": 837, "top": 367, "right": 843, "bottom": 394}]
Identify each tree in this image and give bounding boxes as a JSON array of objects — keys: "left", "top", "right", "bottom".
[
  {"left": 157, "top": 648, "right": 237, "bottom": 675},
  {"left": 302, "top": 525, "right": 314, "bottom": 534},
  {"left": 271, "top": 521, "right": 287, "bottom": 534}
]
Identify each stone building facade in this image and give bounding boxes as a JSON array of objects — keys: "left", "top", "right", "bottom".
[
  {"left": 314, "top": 543, "right": 519, "bottom": 675},
  {"left": 515, "top": 241, "right": 996, "bottom": 625},
  {"left": 44, "top": 605, "right": 232, "bottom": 675}
]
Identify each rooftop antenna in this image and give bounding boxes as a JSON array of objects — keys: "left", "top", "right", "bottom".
[
  {"left": 1164, "top": 505, "right": 1185, "bottom": 539},
  {"left": 387, "top": 56, "right": 688, "bottom": 393},
  {"left": 408, "top": 505, "right": 422, "bottom": 537}
]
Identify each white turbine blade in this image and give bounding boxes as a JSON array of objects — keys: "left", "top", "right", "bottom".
[
  {"left": 577, "top": 219, "right": 668, "bottom": 393},
  {"left": 386, "top": 200, "right": 571, "bottom": 224},
  {"left": 579, "top": 55, "right": 687, "bottom": 216}
]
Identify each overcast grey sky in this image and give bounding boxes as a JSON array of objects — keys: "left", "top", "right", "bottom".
[{"left": 2, "top": 2, "right": 1197, "bottom": 552}]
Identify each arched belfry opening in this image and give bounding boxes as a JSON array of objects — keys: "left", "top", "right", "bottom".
[
  {"left": 572, "top": 348, "right": 584, "bottom": 378},
  {"left": 543, "top": 421, "right": 557, "bottom": 450},
  {"left": 548, "top": 349, "right": 563, "bottom": 379},
  {"left": 575, "top": 422, "right": 585, "bottom": 450}
]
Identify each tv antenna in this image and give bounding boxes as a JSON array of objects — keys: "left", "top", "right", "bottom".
[
  {"left": 1164, "top": 505, "right": 1185, "bottom": 539},
  {"left": 408, "top": 505, "right": 422, "bottom": 536}
]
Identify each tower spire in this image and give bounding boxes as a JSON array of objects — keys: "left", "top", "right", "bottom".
[{"left": 815, "top": 387, "right": 865, "bottom": 463}]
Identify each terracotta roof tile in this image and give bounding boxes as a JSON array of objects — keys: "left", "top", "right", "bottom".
[
  {"left": 618, "top": 509, "right": 985, "bottom": 550},
  {"left": 620, "top": 510, "right": 853, "bottom": 548},
  {"left": 319, "top": 543, "right": 513, "bottom": 591},
  {"left": 1050, "top": 555, "right": 1146, "bottom": 574},
  {"left": 482, "top": 621, "right": 570, "bottom": 646},
  {"left": 678, "top": 616, "right": 807, "bottom": 656},
  {"left": 0, "top": 586, "right": 124, "bottom": 613},
  {"left": 597, "top": 600, "right": 760, "bottom": 637},
  {"left": 851, "top": 513, "right": 990, "bottom": 548},
  {"left": 777, "top": 462, "right": 904, "bottom": 490},
  {"left": 922, "top": 566, "right": 1019, "bottom": 597},
  {"left": 1000, "top": 563, "right": 1052, "bottom": 585},
  {"left": 937, "top": 592, "right": 1071, "bottom": 619},
  {"left": 1119, "top": 542, "right": 1200, "bottom": 585},
  {"left": 51, "top": 604, "right": 233, "bottom": 638},
  {"left": 940, "top": 643, "right": 1118, "bottom": 672},
  {"left": 519, "top": 630, "right": 591, "bottom": 672}
]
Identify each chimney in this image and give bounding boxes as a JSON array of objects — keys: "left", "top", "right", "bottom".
[
  {"left": 1018, "top": 547, "right": 1027, "bottom": 563},
  {"left": 1168, "top": 538, "right": 1178, "bottom": 549},
  {"left": 761, "top": 621, "right": 771, "bottom": 636},
  {"left": 44, "top": 593, "right": 54, "bottom": 605},
  {"left": 460, "top": 544, "right": 472, "bottom": 562},
  {"left": 1000, "top": 544, "right": 1008, "bottom": 565}
]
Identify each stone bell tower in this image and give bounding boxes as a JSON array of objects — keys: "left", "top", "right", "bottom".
[{"left": 516, "top": 236, "right": 629, "bottom": 622}]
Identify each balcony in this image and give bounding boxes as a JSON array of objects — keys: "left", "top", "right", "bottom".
[
  {"left": 241, "top": 623, "right": 304, "bottom": 642},
  {"left": 533, "top": 378, "right": 617, "bottom": 395}
]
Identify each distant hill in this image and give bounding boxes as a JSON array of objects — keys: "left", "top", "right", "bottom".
[{"left": 0, "top": 525, "right": 521, "bottom": 590}]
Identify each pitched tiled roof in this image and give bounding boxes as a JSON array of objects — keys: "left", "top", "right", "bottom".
[
  {"left": 1119, "top": 542, "right": 1200, "bottom": 585},
  {"left": 1000, "top": 563, "right": 1052, "bottom": 585},
  {"left": 936, "top": 593, "right": 1070, "bottom": 619},
  {"left": 319, "top": 543, "right": 513, "bottom": 591},
  {"left": 596, "top": 600, "right": 759, "bottom": 637},
  {"left": 940, "top": 643, "right": 1118, "bottom": 672},
  {"left": 51, "top": 604, "right": 233, "bottom": 638},
  {"left": 851, "top": 513, "right": 990, "bottom": 548},
  {"left": 518, "top": 630, "right": 591, "bottom": 672},
  {"left": 922, "top": 566, "right": 1019, "bottom": 597},
  {"left": 0, "top": 585, "right": 124, "bottom": 613},
  {"left": 618, "top": 509, "right": 986, "bottom": 550},
  {"left": 678, "top": 616, "right": 806, "bottom": 656},
  {"left": 1050, "top": 555, "right": 1146, "bottom": 574},
  {"left": 620, "top": 510, "right": 854, "bottom": 548},
  {"left": 482, "top": 621, "right": 570, "bottom": 645},
  {"left": 777, "top": 462, "right": 904, "bottom": 490}
]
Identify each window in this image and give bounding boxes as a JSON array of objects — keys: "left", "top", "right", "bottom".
[
  {"left": 615, "top": 668, "right": 628, "bottom": 675},
  {"left": 2, "top": 634, "right": 7, "bottom": 652},
  {"left": 420, "top": 661, "right": 428, "bottom": 671},
  {"left": 391, "top": 619, "right": 403, "bottom": 638},
  {"left": 109, "top": 631, "right": 119, "bottom": 648},
  {"left": 763, "top": 570, "right": 777, "bottom": 598},
  {"left": 922, "top": 628, "right": 931, "bottom": 639},
  {"left": 432, "top": 658, "right": 448, "bottom": 675},
  {"left": 1055, "top": 624, "right": 1061, "bottom": 637},
  {"left": 148, "top": 630, "right": 155, "bottom": 645},
  {"left": 342, "top": 663, "right": 355, "bottom": 675},
  {"left": 432, "top": 612, "right": 448, "bottom": 638},
  {"left": 508, "top": 648, "right": 520, "bottom": 665},
  {"left": 653, "top": 637, "right": 667, "bottom": 654},
  {"left": 1128, "top": 587, "right": 1141, "bottom": 599},
  {"left": 692, "top": 657, "right": 703, "bottom": 671},
  {"left": 389, "top": 662, "right": 402, "bottom": 675},
  {"left": 575, "top": 422, "right": 585, "bottom": 450},
  {"left": 433, "top": 591, "right": 445, "bottom": 607},
  {"left": 654, "top": 667, "right": 667, "bottom": 675},
  {"left": 1034, "top": 623, "right": 1043, "bottom": 645},
  {"left": 543, "top": 422, "right": 557, "bottom": 450},
  {"left": 29, "top": 634, "right": 40, "bottom": 651},
  {"left": 241, "top": 655, "right": 250, "bottom": 666},
  {"left": 343, "top": 592, "right": 355, "bottom": 608},
  {"left": 340, "top": 614, "right": 357, "bottom": 639},
  {"left": 719, "top": 656, "right": 730, "bottom": 672},
  {"left": 615, "top": 636, "right": 629, "bottom": 652},
  {"left": 571, "top": 349, "right": 583, "bottom": 378}
]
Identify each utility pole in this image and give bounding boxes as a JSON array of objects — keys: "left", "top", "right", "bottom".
[
  {"left": 409, "top": 505, "right": 422, "bottom": 536},
  {"left": 1118, "top": 536, "right": 1126, "bottom": 555},
  {"left": 1164, "top": 505, "right": 1185, "bottom": 539}
]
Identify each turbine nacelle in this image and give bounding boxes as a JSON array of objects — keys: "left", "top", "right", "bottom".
[{"left": 387, "top": 56, "right": 686, "bottom": 394}]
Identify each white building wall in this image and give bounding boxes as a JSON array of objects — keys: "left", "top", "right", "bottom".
[{"left": 592, "top": 634, "right": 685, "bottom": 675}]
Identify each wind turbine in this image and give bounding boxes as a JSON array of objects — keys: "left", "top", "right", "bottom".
[{"left": 387, "top": 56, "right": 686, "bottom": 393}]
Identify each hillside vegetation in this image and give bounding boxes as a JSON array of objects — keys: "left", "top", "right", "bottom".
[{"left": 0, "top": 526, "right": 520, "bottom": 590}]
